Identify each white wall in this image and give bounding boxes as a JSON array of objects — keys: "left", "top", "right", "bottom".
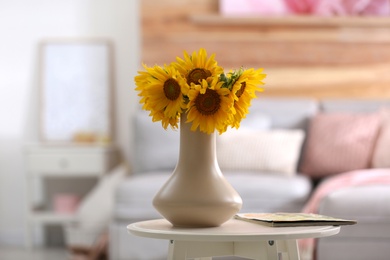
[{"left": 0, "top": 0, "right": 140, "bottom": 246}]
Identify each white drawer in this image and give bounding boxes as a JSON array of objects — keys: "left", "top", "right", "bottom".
[{"left": 27, "top": 153, "right": 108, "bottom": 175}]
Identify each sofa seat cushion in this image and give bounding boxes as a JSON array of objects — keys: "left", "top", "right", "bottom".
[
  {"left": 225, "top": 172, "right": 312, "bottom": 213},
  {"left": 318, "top": 185, "right": 390, "bottom": 238},
  {"left": 113, "top": 172, "right": 312, "bottom": 220},
  {"left": 317, "top": 185, "right": 390, "bottom": 260}
]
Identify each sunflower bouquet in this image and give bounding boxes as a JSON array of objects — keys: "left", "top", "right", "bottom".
[{"left": 135, "top": 48, "right": 266, "bottom": 135}]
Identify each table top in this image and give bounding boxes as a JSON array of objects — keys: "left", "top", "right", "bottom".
[{"left": 128, "top": 218, "right": 340, "bottom": 242}]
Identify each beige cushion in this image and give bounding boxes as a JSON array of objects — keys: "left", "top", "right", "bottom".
[{"left": 217, "top": 129, "right": 305, "bottom": 176}]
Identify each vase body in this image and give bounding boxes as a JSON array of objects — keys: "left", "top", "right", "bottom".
[{"left": 152, "top": 115, "right": 243, "bottom": 227}]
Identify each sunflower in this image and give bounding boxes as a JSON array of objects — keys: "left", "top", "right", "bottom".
[
  {"left": 186, "top": 78, "right": 233, "bottom": 134},
  {"left": 134, "top": 64, "right": 187, "bottom": 129},
  {"left": 134, "top": 48, "right": 266, "bottom": 133},
  {"left": 228, "top": 68, "right": 266, "bottom": 128},
  {"left": 134, "top": 68, "right": 151, "bottom": 110},
  {"left": 173, "top": 48, "right": 224, "bottom": 87},
  {"left": 150, "top": 110, "right": 180, "bottom": 130}
]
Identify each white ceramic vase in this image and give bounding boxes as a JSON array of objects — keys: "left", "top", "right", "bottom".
[{"left": 153, "top": 114, "right": 243, "bottom": 227}]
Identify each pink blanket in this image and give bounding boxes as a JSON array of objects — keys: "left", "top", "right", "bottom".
[
  {"left": 300, "top": 168, "right": 390, "bottom": 260},
  {"left": 303, "top": 168, "right": 390, "bottom": 214}
]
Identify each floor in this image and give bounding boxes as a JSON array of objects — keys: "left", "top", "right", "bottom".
[{"left": 0, "top": 246, "right": 69, "bottom": 260}]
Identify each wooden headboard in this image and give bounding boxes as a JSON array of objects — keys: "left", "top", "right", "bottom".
[{"left": 141, "top": 0, "right": 390, "bottom": 99}]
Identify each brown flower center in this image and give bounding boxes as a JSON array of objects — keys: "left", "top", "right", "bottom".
[
  {"left": 195, "top": 88, "right": 221, "bottom": 116},
  {"left": 163, "top": 78, "right": 181, "bottom": 100},
  {"left": 236, "top": 82, "right": 246, "bottom": 98},
  {"left": 187, "top": 68, "right": 211, "bottom": 85}
]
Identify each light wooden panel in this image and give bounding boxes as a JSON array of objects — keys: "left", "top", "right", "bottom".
[
  {"left": 141, "top": 0, "right": 390, "bottom": 99},
  {"left": 265, "top": 64, "right": 390, "bottom": 99}
]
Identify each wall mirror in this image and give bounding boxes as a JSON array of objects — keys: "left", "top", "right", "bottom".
[{"left": 39, "top": 39, "right": 114, "bottom": 143}]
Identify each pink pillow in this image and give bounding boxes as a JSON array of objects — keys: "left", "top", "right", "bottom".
[
  {"left": 300, "top": 112, "right": 381, "bottom": 178},
  {"left": 372, "top": 108, "right": 390, "bottom": 168}
]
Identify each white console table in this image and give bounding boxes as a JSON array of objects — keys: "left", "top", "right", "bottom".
[
  {"left": 128, "top": 218, "right": 340, "bottom": 260},
  {"left": 24, "top": 143, "right": 119, "bottom": 248}
]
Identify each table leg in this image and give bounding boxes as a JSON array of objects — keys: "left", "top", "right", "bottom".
[
  {"left": 167, "top": 239, "right": 300, "bottom": 260},
  {"left": 286, "top": 240, "right": 300, "bottom": 260},
  {"left": 274, "top": 240, "right": 300, "bottom": 260},
  {"left": 167, "top": 240, "right": 230, "bottom": 260},
  {"left": 233, "top": 240, "right": 300, "bottom": 260},
  {"left": 167, "top": 240, "right": 187, "bottom": 260}
]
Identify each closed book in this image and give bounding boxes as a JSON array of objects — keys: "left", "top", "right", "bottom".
[{"left": 235, "top": 213, "right": 357, "bottom": 227}]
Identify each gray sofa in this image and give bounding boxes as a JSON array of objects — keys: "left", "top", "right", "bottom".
[{"left": 109, "top": 97, "right": 390, "bottom": 260}]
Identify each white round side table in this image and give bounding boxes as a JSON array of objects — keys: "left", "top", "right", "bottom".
[{"left": 128, "top": 218, "right": 340, "bottom": 260}]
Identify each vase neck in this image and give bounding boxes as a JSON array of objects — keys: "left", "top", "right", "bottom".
[{"left": 176, "top": 114, "right": 217, "bottom": 171}]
